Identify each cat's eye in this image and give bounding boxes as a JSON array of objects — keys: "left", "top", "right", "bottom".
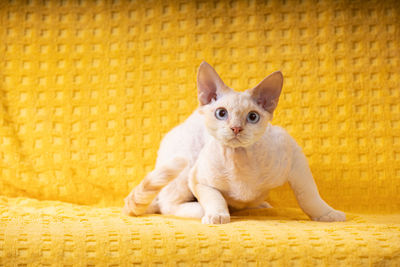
[
  {"left": 247, "top": 111, "right": 260, "bottom": 124},
  {"left": 215, "top": 108, "right": 228, "bottom": 120}
]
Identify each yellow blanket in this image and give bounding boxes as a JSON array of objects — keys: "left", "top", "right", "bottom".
[{"left": 0, "top": 0, "right": 399, "bottom": 265}]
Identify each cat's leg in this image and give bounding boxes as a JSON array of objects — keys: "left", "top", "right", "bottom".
[
  {"left": 157, "top": 169, "right": 205, "bottom": 219},
  {"left": 169, "top": 202, "right": 204, "bottom": 219},
  {"left": 159, "top": 199, "right": 204, "bottom": 219},
  {"left": 196, "top": 184, "right": 230, "bottom": 224},
  {"left": 186, "top": 159, "right": 230, "bottom": 224},
  {"left": 123, "top": 157, "right": 187, "bottom": 216},
  {"left": 230, "top": 200, "right": 273, "bottom": 212},
  {"left": 288, "top": 146, "right": 346, "bottom": 222},
  {"left": 189, "top": 175, "right": 230, "bottom": 224}
]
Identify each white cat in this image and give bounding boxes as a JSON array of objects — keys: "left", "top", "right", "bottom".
[{"left": 123, "top": 61, "right": 346, "bottom": 224}]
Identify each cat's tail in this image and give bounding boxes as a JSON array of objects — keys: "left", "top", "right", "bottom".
[{"left": 123, "top": 157, "right": 188, "bottom": 216}]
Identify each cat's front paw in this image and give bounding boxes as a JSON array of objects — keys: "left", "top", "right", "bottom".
[
  {"left": 312, "top": 209, "right": 346, "bottom": 222},
  {"left": 201, "top": 212, "right": 230, "bottom": 224}
]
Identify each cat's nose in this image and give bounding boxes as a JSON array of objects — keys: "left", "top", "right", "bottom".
[{"left": 230, "top": 126, "right": 243, "bottom": 135}]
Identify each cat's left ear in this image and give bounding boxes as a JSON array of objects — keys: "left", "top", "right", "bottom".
[{"left": 249, "top": 71, "right": 283, "bottom": 114}]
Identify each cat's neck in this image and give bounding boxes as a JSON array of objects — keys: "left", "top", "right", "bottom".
[{"left": 222, "top": 145, "right": 249, "bottom": 155}]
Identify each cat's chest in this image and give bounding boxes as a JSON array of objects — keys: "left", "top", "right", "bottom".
[
  {"left": 211, "top": 161, "right": 267, "bottom": 208},
  {"left": 218, "top": 151, "right": 267, "bottom": 189},
  {"left": 209, "top": 135, "right": 292, "bottom": 205}
]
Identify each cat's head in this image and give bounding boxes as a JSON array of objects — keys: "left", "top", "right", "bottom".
[{"left": 197, "top": 61, "right": 283, "bottom": 148}]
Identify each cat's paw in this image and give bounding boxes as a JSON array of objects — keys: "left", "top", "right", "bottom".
[
  {"left": 312, "top": 209, "right": 346, "bottom": 222},
  {"left": 201, "top": 212, "right": 230, "bottom": 224},
  {"left": 122, "top": 196, "right": 135, "bottom": 216},
  {"left": 257, "top": 201, "right": 273, "bottom": 209}
]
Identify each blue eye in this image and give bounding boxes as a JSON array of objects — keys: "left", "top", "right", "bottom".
[
  {"left": 247, "top": 111, "right": 260, "bottom": 123},
  {"left": 215, "top": 108, "right": 228, "bottom": 120}
]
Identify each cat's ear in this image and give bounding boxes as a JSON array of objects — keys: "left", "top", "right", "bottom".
[
  {"left": 249, "top": 71, "right": 283, "bottom": 113},
  {"left": 197, "top": 61, "right": 229, "bottom": 105}
]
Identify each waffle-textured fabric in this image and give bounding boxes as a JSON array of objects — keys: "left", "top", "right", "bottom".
[{"left": 0, "top": 0, "right": 399, "bottom": 266}]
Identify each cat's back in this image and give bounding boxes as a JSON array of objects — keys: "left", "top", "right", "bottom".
[{"left": 156, "top": 109, "right": 209, "bottom": 166}]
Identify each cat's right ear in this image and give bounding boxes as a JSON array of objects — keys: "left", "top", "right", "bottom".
[{"left": 197, "top": 61, "right": 229, "bottom": 105}]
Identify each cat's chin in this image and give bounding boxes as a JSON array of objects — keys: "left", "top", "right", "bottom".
[{"left": 222, "top": 137, "right": 254, "bottom": 148}]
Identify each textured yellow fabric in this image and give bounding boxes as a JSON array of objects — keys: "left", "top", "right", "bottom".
[
  {"left": 1, "top": 197, "right": 400, "bottom": 266},
  {"left": 0, "top": 0, "right": 399, "bottom": 265}
]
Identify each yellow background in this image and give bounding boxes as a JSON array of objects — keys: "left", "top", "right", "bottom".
[{"left": 0, "top": 0, "right": 399, "bottom": 214}]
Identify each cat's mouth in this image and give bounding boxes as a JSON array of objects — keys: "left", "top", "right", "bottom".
[
  {"left": 227, "top": 134, "right": 254, "bottom": 147},
  {"left": 226, "top": 136, "right": 254, "bottom": 148},
  {"left": 229, "top": 136, "right": 243, "bottom": 144}
]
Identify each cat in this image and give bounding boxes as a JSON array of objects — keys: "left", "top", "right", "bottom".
[{"left": 123, "top": 61, "right": 346, "bottom": 224}]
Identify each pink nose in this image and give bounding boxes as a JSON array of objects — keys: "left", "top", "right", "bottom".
[{"left": 231, "top": 127, "right": 243, "bottom": 134}]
